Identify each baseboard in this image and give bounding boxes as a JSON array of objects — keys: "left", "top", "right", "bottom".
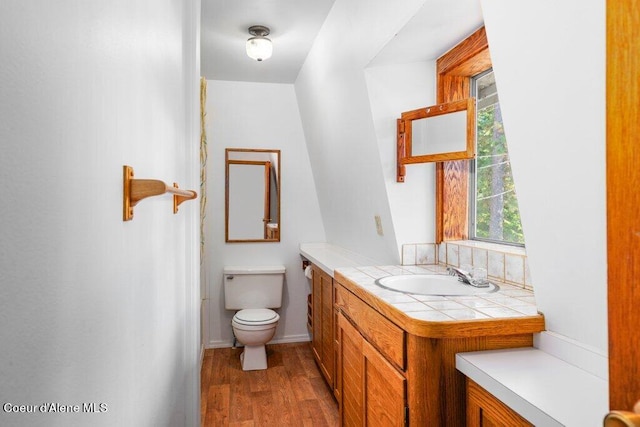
[
  {"left": 207, "top": 339, "right": 232, "bottom": 349},
  {"left": 270, "top": 333, "right": 311, "bottom": 345},
  {"left": 534, "top": 331, "right": 608, "bottom": 380},
  {"left": 207, "top": 333, "right": 311, "bottom": 349},
  {"left": 200, "top": 344, "right": 205, "bottom": 365}
]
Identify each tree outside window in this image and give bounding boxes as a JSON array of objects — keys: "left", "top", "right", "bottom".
[{"left": 472, "top": 70, "right": 524, "bottom": 245}]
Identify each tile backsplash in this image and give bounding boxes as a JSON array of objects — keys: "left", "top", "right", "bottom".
[{"left": 402, "top": 241, "right": 532, "bottom": 290}]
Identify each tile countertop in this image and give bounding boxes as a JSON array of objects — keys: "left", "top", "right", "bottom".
[
  {"left": 334, "top": 264, "right": 545, "bottom": 339},
  {"left": 299, "top": 242, "right": 545, "bottom": 338},
  {"left": 299, "top": 242, "right": 378, "bottom": 276}
]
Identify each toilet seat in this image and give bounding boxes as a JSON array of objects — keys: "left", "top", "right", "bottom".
[{"left": 233, "top": 308, "right": 279, "bottom": 326}]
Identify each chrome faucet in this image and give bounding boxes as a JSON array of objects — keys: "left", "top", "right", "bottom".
[
  {"left": 447, "top": 267, "right": 490, "bottom": 288},
  {"left": 447, "top": 266, "right": 473, "bottom": 284}
]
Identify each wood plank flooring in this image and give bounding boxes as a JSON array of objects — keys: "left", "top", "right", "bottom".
[{"left": 201, "top": 342, "right": 339, "bottom": 426}]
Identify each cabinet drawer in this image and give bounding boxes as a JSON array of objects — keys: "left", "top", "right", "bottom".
[{"left": 336, "top": 283, "right": 405, "bottom": 370}]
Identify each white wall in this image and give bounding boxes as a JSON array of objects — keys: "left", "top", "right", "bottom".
[
  {"left": 295, "top": 0, "right": 428, "bottom": 264},
  {"left": 0, "top": 1, "right": 200, "bottom": 426},
  {"left": 204, "top": 80, "right": 325, "bottom": 347},
  {"left": 365, "top": 61, "right": 438, "bottom": 250},
  {"left": 481, "top": 0, "right": 607, "bottom": 353}
]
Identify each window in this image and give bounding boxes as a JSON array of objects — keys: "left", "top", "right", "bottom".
[{"left": 469, "top": 69, "right": 524, "bottom": 245}]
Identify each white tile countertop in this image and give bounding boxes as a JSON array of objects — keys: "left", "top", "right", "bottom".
[
  {"left": 299, "top": 242, "right": 377, "bottom": 276},
  {"left": 335, "top": 264, "right": 539, "bottom": 322}
]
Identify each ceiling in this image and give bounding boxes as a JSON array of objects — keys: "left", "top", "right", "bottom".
[
  {"left": 201, "top": 0, "right": 483, "bottom": 84},
  {"left": 201, "top": 0, "right": 337, "bottom": 84},
  {"left": 367, "top": 0, "right": 484, "bottom": 68}
]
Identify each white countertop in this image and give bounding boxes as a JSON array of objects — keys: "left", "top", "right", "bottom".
[
  {"left": 299, "top": 242, "right": 377, "bottom": 276},
  {"left": 335, "top": 264, "right": 539, "bottom": 322},
  {"left": 301, "top": 242, "right": 539, "bottom": 323},
  {"left": 456, "top": 348, "right": 609, "bottom": 427}
]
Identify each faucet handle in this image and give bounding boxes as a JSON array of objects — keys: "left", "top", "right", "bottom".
[
  {"left": 448, "top": 266, "right": 470, "bottom": 276},
  {"left": 447, "top": 266, "right": 492, "bottom": 288}
]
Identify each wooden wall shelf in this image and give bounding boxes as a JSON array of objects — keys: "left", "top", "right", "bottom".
[{"left": 123, "top": 165, "right": 197, "bottom": 221}]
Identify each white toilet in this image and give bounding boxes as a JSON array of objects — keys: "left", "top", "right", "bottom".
[{"left": 224, "top": 265, "right": 285, "bottom": 371}]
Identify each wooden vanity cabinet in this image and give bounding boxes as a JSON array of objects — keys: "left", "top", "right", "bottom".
[
  {"left": 334, "top": 278, "right": 542, "bottom": 426},
  {"left": 311, "top": 264, "right": 335, "bottom": 388},
  {"left": 466, "top": 379, "right": 532, "bottom": 427}
]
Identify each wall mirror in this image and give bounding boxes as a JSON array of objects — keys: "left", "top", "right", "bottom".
[
  {"left": 225, "top": 148, "right": 281, "bottom": 242},
  {"left": 397, "top": 98, "right": 475, "bottom": 182}
]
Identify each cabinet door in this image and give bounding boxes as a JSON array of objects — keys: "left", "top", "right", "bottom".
[
  {"left": 333, "top": 307, "right": 341, "bottom": 400},
  {"left": 466, "top": 379, "right": 532, "bottom": 427},
  {"left": 363, "top": 339, "right": 406, "bottom": 427},
  {"left": 320, "top": 269, "right": 334, "bottom": 386},
  {"left": 338, "top": 313, "right": 364, "bottom": 427},
  {"left": 339, "top": 312, "right": 407, "bottom": 427},
  {"left": 311, "top": 265, "right": 334, "bottom": 387},
  {"left": 311, "top": 266, "right": 322, "bottom": 363}
]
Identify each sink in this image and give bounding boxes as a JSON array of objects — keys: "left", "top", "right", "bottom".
[{"left": 375, "top": 274, "right": 499, "bottom": 296}]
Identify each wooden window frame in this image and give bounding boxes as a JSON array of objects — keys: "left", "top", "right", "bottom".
[{"left": 435, "top": 26, "right": 492, "bottom": 243}]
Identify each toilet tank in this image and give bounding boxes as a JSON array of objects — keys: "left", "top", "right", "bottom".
[{"left": 224, "top": 265, "right": 286, "bottom": 310}]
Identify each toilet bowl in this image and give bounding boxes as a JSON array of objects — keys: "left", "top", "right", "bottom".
[
  {"left": 232, "top": 308, "right": 280, "bottom": 370},
  {"left": 223, "top": 265, "right": 285, "bottom": 371}
]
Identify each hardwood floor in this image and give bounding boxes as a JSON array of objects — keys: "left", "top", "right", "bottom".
[{"left": 201, "top": 342, "right": 339, "bottom": 426}]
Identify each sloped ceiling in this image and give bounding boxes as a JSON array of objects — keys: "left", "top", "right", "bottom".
[{"left": 201, "top": 0, "right": 483, "bottom": 84}]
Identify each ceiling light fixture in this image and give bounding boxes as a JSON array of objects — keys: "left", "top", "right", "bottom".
[{"left": 246, "top": 25, "right": 273, "bottom": 62}]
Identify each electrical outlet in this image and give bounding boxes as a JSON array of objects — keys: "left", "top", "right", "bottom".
[{"left": 374, "top": 215, "right": 384, "bottom": 236}]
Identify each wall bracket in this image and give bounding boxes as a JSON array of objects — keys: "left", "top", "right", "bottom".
[{"left": 123, "top": 165, "right": 198, "bottom": 221}]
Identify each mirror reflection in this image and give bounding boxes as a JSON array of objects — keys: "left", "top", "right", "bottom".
[
  {"left": 412, "top": 110, "right": 468, "bottom": 156},
  {"left": 225, "top": 148, "right": 280, "bottom": 242},
  {"left": 396, "top": 98, "right": 475, "bottom": 182}
]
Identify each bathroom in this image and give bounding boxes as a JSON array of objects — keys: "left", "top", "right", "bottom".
[
  {"left": 202, "top": 0, "right": 632, "bottom": 425},
  {"left": 202, "top": 0, "right": 607, "bottom": 353},
  {"left": 0, "top": 0, "right": 637, "bottom": 426}
]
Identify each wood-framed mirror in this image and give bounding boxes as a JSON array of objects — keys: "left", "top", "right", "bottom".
[
  {"left": 225, "top": 148, "right": 281, "bottom": 242},
  {"left": 397, "top": 97, "right": 476, "bottom": 182}
]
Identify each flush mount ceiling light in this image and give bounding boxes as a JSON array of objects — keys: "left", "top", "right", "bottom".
[{"left": 246, "top": 25, "right": 273, "bottom": 62}]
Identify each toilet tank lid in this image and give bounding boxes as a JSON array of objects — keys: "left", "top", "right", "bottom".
[{"left": 223, "top": 265, "right": 286, "bottom": 275}]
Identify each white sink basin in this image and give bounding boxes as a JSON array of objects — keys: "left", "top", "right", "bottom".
[{"left": 375, "top": 274, "right": 499, "bottom": 296}]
